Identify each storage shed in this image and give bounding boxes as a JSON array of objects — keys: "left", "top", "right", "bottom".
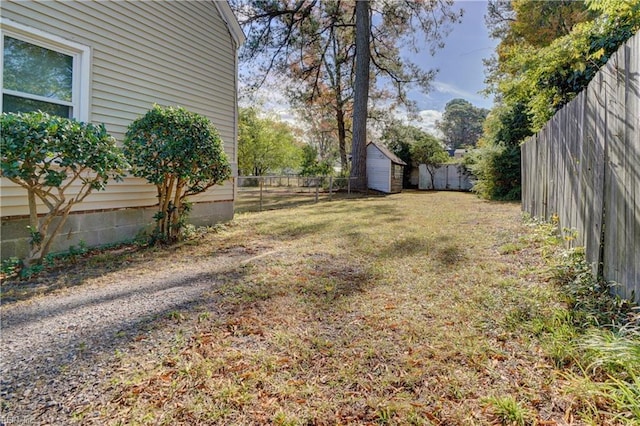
[{"left": 366, "top": 141, "right": 406, "bottom": 194}]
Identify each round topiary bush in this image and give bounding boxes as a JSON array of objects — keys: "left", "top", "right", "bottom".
[{"left": 124, "top": 104, "right": 231, "bottom": 243}]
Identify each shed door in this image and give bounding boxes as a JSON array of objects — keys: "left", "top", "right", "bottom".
[{"left": 367, "top": 157, "right": 390, "bottom": 192}]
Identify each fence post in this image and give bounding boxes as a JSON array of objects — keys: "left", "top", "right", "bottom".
[
  {"left": 315, "top": 178, "right": 319, "bottom": 203},
  {"left": 329, "top": 176, "right": 333, "bottom": 200},
  {"left": 347, "top": 177, "right": 351, "bottom": 195},
  {"left": 259, "top": 177, "right": 263, "bottom": 211}
]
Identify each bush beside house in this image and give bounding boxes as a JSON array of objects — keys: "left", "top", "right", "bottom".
[{"left": 0, "top": 112, "right": 127, "bottom": 266}]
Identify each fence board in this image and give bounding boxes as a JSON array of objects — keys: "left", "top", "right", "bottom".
[
  {"left": 540, "top": 129, "right": 553, "bottom": 220},
  {"left": 521, "top": 32, "right": 640, "bottom": 303},
  {"left": 630, "top": 35, "right": 640, "bottom": 301},
  {"left": 582, "top": 89, "right": 603, "bottom": 275},
  {"left": 592, "top": 71, "right": 608, "bottom": 277},
  {"left": 418, "top": 164, "right": 472, "bottom": 191},
  {"left": 623, "top": 36, "right": 640, "bottom": 301},
  {"left": 570, "top": 101, "right": 583, "bottom": 247},
  {"left": 603, "top": 52, "right": 623, "bottom": 296}
]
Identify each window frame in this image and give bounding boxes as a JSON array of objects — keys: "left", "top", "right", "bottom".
[{"left": 1, "top": 18, "right": 90, "bottom": 121}]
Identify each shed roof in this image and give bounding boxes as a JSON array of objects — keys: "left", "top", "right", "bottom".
[{"left": 367, "top": 141, "right": 407, "bottom": 166}]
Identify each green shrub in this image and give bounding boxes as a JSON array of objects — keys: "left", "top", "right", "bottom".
[
  {"left": 466, "top": 144, "right": 521, "bottom": 201},
  {"left": 124, "top": 105, "right": 231, "bottom": 243},
  {"left": 0, "top": 111, "right": 127, "bottom": 267},
  {"left": 468, "top": 102, "right": 533, "bottom": 201},
  {"left": 1, "top": 257, "right": 21, "bottom": 277},
  {"left": 300, "top": 145, "right": 333, "bottom": 177}
]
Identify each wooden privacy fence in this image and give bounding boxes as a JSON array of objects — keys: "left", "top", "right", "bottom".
[
  {"left": 521, "top": 32, "right": 639, "bottom": 302},
  {"left": 416, "top": 164, "right": 473, "bottom": 191}
]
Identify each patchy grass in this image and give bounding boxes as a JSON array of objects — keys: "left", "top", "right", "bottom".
[
  {"left": 1, "top": 242, "right": 144, "bottom": 303},
  {"left": 484, "top": 395, "right": 533, "bottom": 426},
  {"left": 75, "top": 191, "right": 566, "bottom": 425},
  {"left": 498, "top": 219, "right": 639, "bottom": 425},
  {"left": 8, "top": 191, "right": 636, "bottom": 425}
]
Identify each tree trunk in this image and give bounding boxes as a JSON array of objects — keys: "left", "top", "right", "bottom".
[
  {"left": 23, "top": 189, "right": 40, "bottom": 267},
  {"left": 171, "top": 179, "right": 185, "bottom": 241},
  {"left": 39, "top": 204, "right": 73, "bottom": 262},
  {"left": 349, "top": 0, "right": 370, "bottom": 191},
  {"left": 427, "top": 167, "right": 436, "bottom": 190},
  {"left": 336, "top": 107, "right": 348, "bottom": 172}
]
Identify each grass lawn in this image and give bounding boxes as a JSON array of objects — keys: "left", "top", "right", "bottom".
[{"left": 68, "top": 191, "right": 635, "bottom": 425}]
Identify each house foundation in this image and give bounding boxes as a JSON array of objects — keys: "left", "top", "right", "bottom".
[{"left": 1, "top": 200, "right": 233, "bottom": 260}]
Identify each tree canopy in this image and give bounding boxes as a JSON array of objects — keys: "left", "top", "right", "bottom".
[
  {"left": 1, "top": 112, "right": 127, "bottom": 265},
  {"left": 411, "top": 132, "right": 449, "bottom": 190},
  {"left": 486, "top": 0, "right": 640, "bottom": 130},
  {"left": 436, "top": 99, "right": 489, "bottom": 149},
  {"left": 470, "top": 0, "right": 640, "bottom": 201},
  {"left": 380, "top": 121, "right": 447, "bottom": 188},
  {"left": 232, "top": 0, "right": 462, "bottom": 189},
  {"left": 238, "top": 107, "right": 302, "bottom": 176},
  {"left": 299, "top": 144, "right": 334, "bottom": 177}
]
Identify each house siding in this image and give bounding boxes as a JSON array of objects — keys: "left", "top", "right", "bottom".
[{"left": 1, "top": 0, "right": 240, "bottom": 257}]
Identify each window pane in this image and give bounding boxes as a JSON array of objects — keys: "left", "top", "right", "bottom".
[
  {"left": 2, "top": 94, "right": 71, "bottom": 117},
  {"left": 3, "top": 36, "right": 73, "bottom": 102}
]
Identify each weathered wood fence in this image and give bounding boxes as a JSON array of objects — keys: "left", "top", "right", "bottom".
[
  {"left": 521, "top": 32, "right": 639, "bottom": 302},
  {"left": 412, "top": 164, "right": 473, "bottom": 191}
]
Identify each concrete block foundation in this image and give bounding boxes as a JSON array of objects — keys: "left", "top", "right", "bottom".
[{"left": 1, "top": 200, "right": 233, "bottom": 260}]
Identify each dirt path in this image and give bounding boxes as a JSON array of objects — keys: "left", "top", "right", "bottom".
[{"left": 0, "top": 243, "right": 273, "bottom": 424}]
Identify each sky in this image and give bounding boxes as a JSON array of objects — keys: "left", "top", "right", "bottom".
[
  {"left": 405, "top": 0, "right": 498, "bottom": 134},
  {"left": 240, "top": 1, "right": 498, "bottom": 135}
]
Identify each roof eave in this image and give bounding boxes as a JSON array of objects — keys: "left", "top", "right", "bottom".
[
  {"left": 367, "top": 141, "right": 407, "bottom": 166},
  {"left": 214, "top": 1, "right": 246, "bottom": 47}
]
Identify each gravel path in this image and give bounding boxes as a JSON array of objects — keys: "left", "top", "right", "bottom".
[{"left": 0, "top": 245, "right": 264, "bottom": 425}]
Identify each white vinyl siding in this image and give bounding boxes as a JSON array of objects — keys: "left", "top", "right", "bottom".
[{"left": 0, "top": 0, "right": 238, "bottom": 217}]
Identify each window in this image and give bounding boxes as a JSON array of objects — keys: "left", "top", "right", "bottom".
[{"left": 1, "top": 19, "right": 90, "bottom": 120}]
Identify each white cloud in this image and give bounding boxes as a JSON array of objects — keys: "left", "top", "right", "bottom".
[
  {"left": 419, "top": 109, "right": 442, "bottom": 125},
  {"left": 417, "top": 110, "right": 443, "bottom": 137},
  {"left": 432, "top": 81, "right": 479, "bottom": 101},
  {"left": 390, "top": 108, "right": 443, "bottom": 137}
]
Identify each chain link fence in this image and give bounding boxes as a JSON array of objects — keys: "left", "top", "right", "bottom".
[{"left": 235, "top": 175, "right": 362, "bottom": 213}]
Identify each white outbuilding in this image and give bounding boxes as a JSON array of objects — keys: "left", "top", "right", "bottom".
[{"left": 366, "top": 141, "right": 406, "bottom": 194}]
